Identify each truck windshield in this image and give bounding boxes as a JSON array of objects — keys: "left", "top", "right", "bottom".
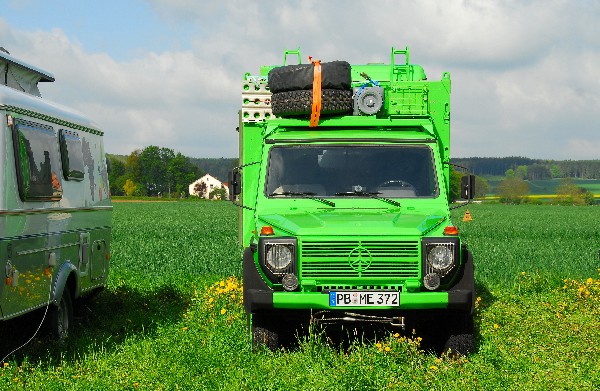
[{"left": 265, "top": 145, "right": 438, "bottom": 198}]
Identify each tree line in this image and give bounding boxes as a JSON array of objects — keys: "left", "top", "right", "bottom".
[
  {"left": 451, "top": 157, "right": 600, "bottom": 180},
  {"left": 188, "top": 157, "right": 238, "bottom": 183},
  {"left": 107, "top": 147, "right": 596, "bottom": 202},
  {"left": 108, "top": 146, "right": 203, "bottom": 197},
  {"left": 496, "top": 176, "right": 594, "bottom": 205},
  {"left": 448, "top": 166, "right": 595, "bottom": 205}
]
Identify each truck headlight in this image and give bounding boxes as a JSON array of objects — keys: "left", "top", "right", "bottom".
[
  {"left": 422, "top": 239, "right": 459, "bottom": 290},
  {"left": 265, "top": 245, "right": 292, "bottom": 271},
  {"left": 427, "top": 245, "right": 454, "bottom": 274},
  {"left": 259, "top": 237, "right": 297, "bottom": 281}
]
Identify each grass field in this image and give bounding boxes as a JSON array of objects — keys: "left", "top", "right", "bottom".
[{"left": 0, "top": 202, "right": 599, "bottom": 390}]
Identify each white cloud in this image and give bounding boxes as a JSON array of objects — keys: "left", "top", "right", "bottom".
[
  {"left": 2, "top": 1, "right": 600, "bottom": 159},
  {"left": 565, "top": 138, "right": 600, "bottom": 159},
  {"left": 1, "top": 20, "right": 240, "bottom": 157},
  {"left": 451, "top": 45, "right": 600, "bottom": 159}
]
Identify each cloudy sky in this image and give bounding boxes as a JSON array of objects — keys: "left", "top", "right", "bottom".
[{"left": 2, "top": 0, "right": 599, "bottom": 160}]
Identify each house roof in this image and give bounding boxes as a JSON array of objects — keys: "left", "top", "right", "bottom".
[{"left": 191, "top": 174, "right": 222, "bottom": 184}]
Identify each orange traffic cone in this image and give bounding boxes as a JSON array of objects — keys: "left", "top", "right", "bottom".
[{"left": 463, "top": 209, "right": 473, "bottom": 222}]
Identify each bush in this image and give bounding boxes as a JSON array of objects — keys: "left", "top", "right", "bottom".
[
  {"left": 555, "top": 178, "right": 595, "bottom": 205},
  {"left": 498, "top": 177, "right": 529, "bottom": 204}
]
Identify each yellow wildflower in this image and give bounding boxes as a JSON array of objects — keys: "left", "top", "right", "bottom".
[{"left": 220, "top": 308, "right": 227, "bottom": 315}]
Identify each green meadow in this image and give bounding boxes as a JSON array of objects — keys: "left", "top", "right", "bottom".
[{"left": 0, "top": 202, "right": 598, "bottom": 390}]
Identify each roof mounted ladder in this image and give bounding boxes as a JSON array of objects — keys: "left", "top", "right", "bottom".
[{"left": 390, "top": 46, "right": 412, "bottom": 82}]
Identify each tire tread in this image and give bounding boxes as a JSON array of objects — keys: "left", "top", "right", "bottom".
[{"left": 271, "top": 89, "right": 353, "bottom": 117}]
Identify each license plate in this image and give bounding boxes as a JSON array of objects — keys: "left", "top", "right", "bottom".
[{"left": 329, "top": 291, "right": 400, "bottom": 307}]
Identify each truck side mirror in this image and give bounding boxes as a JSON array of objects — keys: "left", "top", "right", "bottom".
[
  {"left": 461, "top": 174, "right": 475, "bottom": 200},
  {"left": 228, "top": 168, "right": 241, "bottom": 199}
]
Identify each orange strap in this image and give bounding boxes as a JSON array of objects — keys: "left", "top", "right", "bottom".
[{"left": 310, "top": 60, "right": 322, "bottom": 128}]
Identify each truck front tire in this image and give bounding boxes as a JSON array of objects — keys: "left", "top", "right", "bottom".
[
  {"left": 251, "top": 312, "right": 280, "bottom": 351},
  {"left": 442, "top": 311, "right": 475, "bottom": 356}
]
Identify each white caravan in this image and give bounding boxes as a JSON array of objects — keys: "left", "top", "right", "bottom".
[{"left": 0, "top": 49, "right": 111, "bottom": 339}]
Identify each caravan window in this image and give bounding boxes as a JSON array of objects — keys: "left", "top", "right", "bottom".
[
  {"left": 59, "top": 129, "right": 85, "bottom": 181},
  {"left": 12, "top": 120, "right": 63, "bottom": 201}
]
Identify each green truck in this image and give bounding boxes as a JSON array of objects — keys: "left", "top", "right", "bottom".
[{"left": 230, "top": 47, "right": 475, "bottom": 355}]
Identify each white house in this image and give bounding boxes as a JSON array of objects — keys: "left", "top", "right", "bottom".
[{"left": 189, "top": 174, "right": 229, "bottom": 200}]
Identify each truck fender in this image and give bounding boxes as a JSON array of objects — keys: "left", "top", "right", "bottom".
[
  {"left": 242, "top": 247, "right": 274, "bottom": 313},
  {"left": 447, "top": 247, "right": 475, "bottom": 314}
]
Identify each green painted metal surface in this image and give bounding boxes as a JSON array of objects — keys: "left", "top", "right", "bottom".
[{"left": 238, "top": 47, "right": 463, "bottom": 313}]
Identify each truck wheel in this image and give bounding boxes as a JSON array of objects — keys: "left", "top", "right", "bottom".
[
  {"left": 442, "top": 312, "right": 475, "bottom": 356},
  {"left": 268, "top": 61, "right": 351, "bottom": 93},
  {"left": 252, "top": 313, "right": 280, "bottom": 351},
  {"left": 48, "top": 288, "right": 73, "bottom": 341},
  {"left": 271, "top": 89, "right": 353, "bottom": 117}
]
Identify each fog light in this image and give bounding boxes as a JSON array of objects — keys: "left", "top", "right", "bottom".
[
  {"left": 423, "top": 273, "right": 441, "bottom": 291},
  {"left": 281, "top": 273, "right": 299, "bottom": 291}
]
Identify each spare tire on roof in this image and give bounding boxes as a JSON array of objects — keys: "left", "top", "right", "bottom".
[
  {"left": 271, "top": 89, "right": 353, "bottom": 117},
  {"left": 268, "top": 61, "right": 351, "bottom": 93}
]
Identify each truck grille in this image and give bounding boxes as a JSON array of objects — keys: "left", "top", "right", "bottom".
[{"left": 300, "top": 240, "right": 420, "bottom": 280}]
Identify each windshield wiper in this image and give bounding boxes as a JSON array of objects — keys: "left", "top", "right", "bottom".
[
  {"left": 334, "top": 190, "right": 401, "bottom": 207},
  {"left": 269, "top": 191, "right": 335, "bottom": 207}
]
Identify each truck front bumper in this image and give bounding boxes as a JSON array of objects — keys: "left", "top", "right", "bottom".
[
  {"left": 245, "top": 288, "right": 472, "bottom": 312},
  {"left": 242, "top": 247, "right": 474, "bottom": 314}
]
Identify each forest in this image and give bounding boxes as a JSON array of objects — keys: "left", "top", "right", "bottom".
[
  {"left": 451, "top": 157, "right": 600, "bottom": 180},
  {"left": 107, "top": 147, "right": 239, "bottom": 197}
]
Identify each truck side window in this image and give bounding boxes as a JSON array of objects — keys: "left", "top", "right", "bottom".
[
  {"left": 12, "top": 120, "right": 63, "bottom": 201},
  {"left": 59, "top": 129, "right": 85, "bottom": 181}
]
